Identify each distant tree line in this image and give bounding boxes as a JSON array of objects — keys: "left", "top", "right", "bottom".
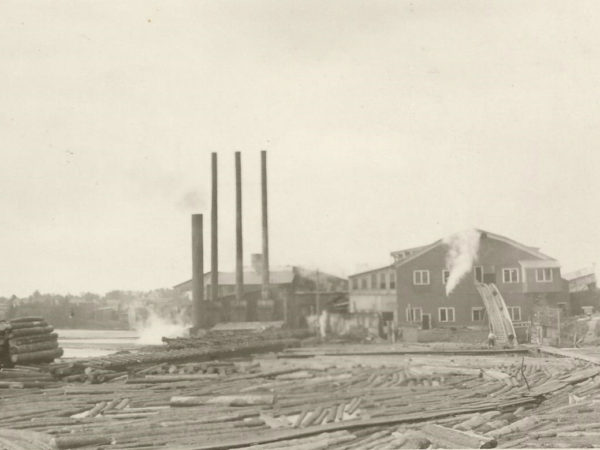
[{"left": 0, "top": 288, "right": 189, "bottom": 330}]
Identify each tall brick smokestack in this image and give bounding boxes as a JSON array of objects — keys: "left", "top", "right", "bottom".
[
  {"left": 235, "top": 152, "right": 244, "bottom": 304},
  {"left": 261, "top": 150, "right": 270, "bottom": 302},
  {"left": 211, "top": 152, "right": 218, "bottom": 303},
  {"left": 191, "top": 214, "right": 204, "bottom": 329}
]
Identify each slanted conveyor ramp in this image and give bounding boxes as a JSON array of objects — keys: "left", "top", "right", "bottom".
[{"left": 476, "top": 283, "right": 517, "bottom": 345}]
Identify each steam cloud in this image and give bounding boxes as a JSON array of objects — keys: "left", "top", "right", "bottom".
[
  {"left": 444, "top": 229, "right": 481, "bottom": 296},
  {"left": 134, "top": 308, "right": 190, "bottom": 345}
]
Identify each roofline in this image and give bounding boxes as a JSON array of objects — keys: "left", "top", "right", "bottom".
[
  {"left": 390, "top": 245, "right": 430, "bottom": 257},
  {"left": 348, "top": 265, "right": 394, "bottom": 278},
  {"left": 479, "top": 229, "right": 556, "bottom": 260},
  {"left": 393, "top": 229, "right": 557, "bottom": 269},
  {"left": 393, "top": 240, "right": 442, "bottom": 268}
]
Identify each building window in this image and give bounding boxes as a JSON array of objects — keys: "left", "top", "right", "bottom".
[
  {"left": 508, "top": 306, "right": 521, "bottom": 321},
  {"left": 389, "top": 271, "right": 396, "bottom": 289},
  {"left": 474, "top": 266, "right": 484, "bottom": 283},
  {"left": 360, "top": 277, "right": 367, "bottom": 289},
  {"left": 472, "top": 307, "right": 484, "bottom": 321},
  {"left": 439, "top": 307, "right": 455, "bottom": 322},
  {"left": 502, "top": 268, "right": 520, "bottom": 283},
  {"left": 380, "top": 272, "right": 387, "bottom": 289},
  {"left": 536, "top": 268, "right": 553, "bottom": 283},
  {"left": 406, "top": 307, "right": 423, "bottom": 323},
  {"left": 413, "top": 270, "right": 430, "bottom": 285},
  {"left": 442, "top": 270, "right": 450, "bottom": 284},
  {"left": 371, "top": 273, "right": 377, "bottom": 290},
  {"left": 351, "top": 278, "right": 358, "bottom": 290}
]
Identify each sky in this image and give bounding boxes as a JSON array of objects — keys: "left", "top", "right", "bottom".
[{"left": 1, "top": 0, "right": 599, "bottom": 296}]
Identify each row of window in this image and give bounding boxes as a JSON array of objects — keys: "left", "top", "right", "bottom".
[
  {"left": 413, "top": 267, "right": 553, "bottom": 286},
  {"left": 406, "top": 305, "right": 522, "bottom": 323},
  {"left": 413, "top": 267, "right": 484, "bottom": 285},
  {"left": 351, "top": 271, "right": 396, "bottom": 291},
  {"left": 353, "top": 267, "right": 554, "bottom": 290}
]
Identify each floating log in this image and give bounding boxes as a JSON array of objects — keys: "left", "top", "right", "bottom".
[
  {"left": 488, "top": 415, "right": 541, "bottom": 438},
  {"left": 50, "top": 435, "right": 112, "bottom": 449},
  {"left": 170, "top": 394, "right": 275, "bottom": 407},
  {"left": 126, "top": 374, "right": 220, "bottom": 384},
  {"left": 421, "top": 423, "right": 497, "bottom": 448}
]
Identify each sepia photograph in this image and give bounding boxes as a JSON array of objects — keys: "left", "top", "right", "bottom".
[{"left": 1, "top": 1, "right": 600, "bottom": 449}]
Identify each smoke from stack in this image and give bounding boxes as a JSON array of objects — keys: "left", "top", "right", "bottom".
[{"left": 444, "top": 229, "right": 481, "bottom": 296}]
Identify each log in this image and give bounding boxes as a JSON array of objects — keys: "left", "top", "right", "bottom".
[
  {"left": 488, "top": 415, "right": 541, "bottom": 438},
  {"left": 170, "top": 394, "right": 275, "bottom": 407},
  {"left": 301, "top": 406, "right": 324, "bottom": 427},
  {"left": 8, "top": 326, "right": 54, "bottom": 338},
  {"left": 11, "top": 333, "right": 58, "bottom": 346},
  {"left": 276, "top": 371, "right": 315, "bottom": 380},
  {"left": 8, "top": 321, "right": 47, "bottom": 330},
  {"left": 454, "top": 411, "right": 501, "bottom": 431},
  {"left": 346, "top": 398, "right": 362, "bottom": 415},
  {"left": 50, "top": 435, "right": 112, "bottom": 449},
  {"left": 126, "top": 374, "right": 220, "bottom": 383},
  {"left": 334, "top": 403, "right": 345, "bottom": 421},
  {"left": 10, "top": 348, "right": 63, "bottom": 364},
  {"left": 115, "top": 398, "right": 130, "bottom": 410},
  {"left": 294, "top": 407, "right": 310, "bottom": 428},
  {"left": 421, "top": 423, "right": 497, "bottom": 448},
  {"left": 10, "top": 340, "right": 59, "bottom": 354},
  {"left": 9, "top": 317, "right": 45, "bottom": 323}
]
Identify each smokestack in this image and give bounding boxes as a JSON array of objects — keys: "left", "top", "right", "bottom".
[
  {"left": 235, "top": 152, "right": 244, "bottom": 304},
  {"left": 191, "top": 214, "right": 204, "bottom": 329},
  {"left": 211, "top": 152, "right": 218, "bottom": 303},
  {"left": 261, "top": 150, "right": 270, "bottom": 302}
]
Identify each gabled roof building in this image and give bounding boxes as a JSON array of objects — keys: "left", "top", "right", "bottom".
[{"left": 349, "top": 230, "right": 570, "bottom": 328}]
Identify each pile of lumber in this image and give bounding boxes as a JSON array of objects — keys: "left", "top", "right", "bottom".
[
  {"left": 46, "top": 337, "right": 299, "bottom": 375},
  {"left": 48, "top": 360, "right": 246, "bottom": 384},
  {"left": 0, "top": 317, "right": 63, "bottom": 367},
  {"left": 163, "top": 327, "right": 312, "bottom": 350}
]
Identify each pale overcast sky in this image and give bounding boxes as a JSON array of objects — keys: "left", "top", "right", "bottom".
[{"left": 1, "top": 1, "right": 599, "bottom": 296}]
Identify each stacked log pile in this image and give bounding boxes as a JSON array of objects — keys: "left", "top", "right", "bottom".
[
  {"left": 45, "top": 337, "right": 299, "bottom": 378},
  {"left": 37, "top": 328, "right": 306, "bottom": 380},
  {"left": 0, "top": 318, "right": 63, "bottom": 367},
  {"left": 163, "top": 328, "right": 313, "bottom": 350}
]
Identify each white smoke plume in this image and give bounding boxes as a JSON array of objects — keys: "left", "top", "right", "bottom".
[
  {"left": 444, "top": 229, "right": 482, "bottom": 296},
  {"left": 134, "top": 308, "right": 190, "bottom": 345}
]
